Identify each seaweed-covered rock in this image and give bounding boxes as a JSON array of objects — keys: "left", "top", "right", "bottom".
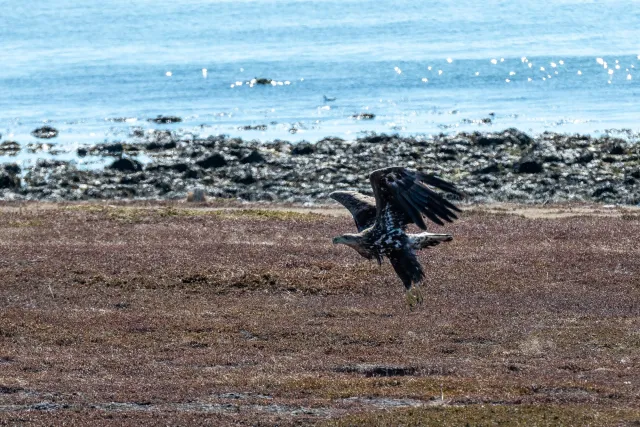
[
  {"left": 475, "top": 134, "right": 505, "bottom": 146},
  {"left": 592, "top": 184, "right": 617, "bottom": 198},
  {"left": 3, "top": 164, "right": 20, "bottom": 175},
  {"left": 0, "top": 174, "right": 20, "bottom": 189},
  {"left": 3, "top": 127, "right": 640, "bottom": 204},
  {"left": 99, "top": 143, "right": 125, "bottom": 154},
  {"left": 507, "top": 128, "right": 535, "bottom": 146},
  {"left": 31, "top": 126, "right": 59, "bottom": 139},
  {"left": 0, "top": 164, "right": 21, "bottom": 189},
  {"left": 352, "top": 113, "right": 375, "bottom": 120},
  {"left": 0, "top": 141, "right": 20, "bottom": 155},
  {"left": 514, "top": 156, "right": 544, "bottom": 174},
  {"left": 149, "top": 115, "right": 182, "bottom": 124},
  {"left": 109, "top": 158, "right": 143, "bottom": 172},
  {"left": 234, "top": 173, "right": 258, "bottom": 185},
  {"left": 576, "top": 151, "right": 595, "bottom": 164},
  {"left": 146, "top": 140, "right": 177, "bottom": 150},
  {"left": 362, "top": 134, "right": 395, "bottom": 144},
  {"left": 196, "top": 153, "right": 227, "bottom": 169},
  {"left": 241, "top": 150, "right": 266, "bottom": 164},
  {"left": 291, "top": 142, "right": 315, "bottom": 155},
  {"left": 473, "top": 163, "right": 501, "bottom": 175},
  {"left": 239, "top": 125, "right": 268, "bottom": 131}
]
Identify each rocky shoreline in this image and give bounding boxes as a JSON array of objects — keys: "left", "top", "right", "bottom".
[{"left": 1, "top": 128, "right": 639, "bottom": 204}]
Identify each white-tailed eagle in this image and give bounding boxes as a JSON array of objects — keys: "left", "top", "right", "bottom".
[{"left": 331, "top": 167, "right": 463, "bottom": 306}]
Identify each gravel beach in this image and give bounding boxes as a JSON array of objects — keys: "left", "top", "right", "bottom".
[{"left": 1, "top": 128, "right": 639, "bottom": 204}]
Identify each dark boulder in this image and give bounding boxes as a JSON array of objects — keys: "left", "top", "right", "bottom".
[
  {"left": 196, "top": 153, "right": 228, "bottom": 168},
  {"left": 119, "top": 173, "right": 145, "bottom": 184},
  {"left": 183, "top": 168, "right": 201, "bottom": 179},
  {"left": 603, "top": 138, "right": 627, "bottom": 155},
  {"left": 100, "top": 143, "right": 125, "bottom": 154},
  {"left": 0, "top": 141, "right": 20, "bottom": 154},
  {"left": 149, "top": 115, "right": 182, "bottom": 124},
  {"left": 3, "top": 164, "right": 21, "bottom": 175},
  {"left": 144, "top": 135, "right": 178, "bottom": 151},
  {"left": 109, "top": 158, "right": 143, "bottom": 172},
  {"left": 475, "top": 134, "right": 505, "bottom": 146},
  {"left": 542, "top": 152, "right": 562, "bottom": 163},
  {"left": 254, "top": 78, "right": 273, "bottom": 85},
  {"left": 473, "top": 163, "right": 501, "bottom": 174},
  {"left": 146, "top": 140, "right": 177, "bottom": 150},
  {"left": 576, "top": 151, "right": 594, "bottom": 164},
  {"left": 36, "top": 159, "right": 68, "bottom": 169},
  {"left": 0, "top": 173, "right": 20, "bottom": 189},
  {"left": 291, "top": 142, "right": 315, "bottom": 155},
  {"left": 235, "top": 173, "right": 258, "bottom": 185},
  {"left": 592, "top": 185, "right": 617, "bottom": 198},
  {"left": 476, "top": 129, "right": 534, "bottom": 146},
  {"left": 130, "top": 128, "right": 145, "bottom": 138},
  {"left": 239, "top": 124, "right": 267, "bottom": 131},
  {"left": 241, "top": 150, "right": 266, "bottom": 164},
  {"left": 315, "top": 137, "right": 344, "bottom": 154},
  {"left": 153, "top": 179, "right": 172, "bottom": 193},
  {"left": 361, "top": 134, "right": 394, "bottom": 144},
  {"left": 514, "top": 156, "right": 543, "bottom": 174},
  {"left": 0, "top": 163, "right": 21, "bottom": 190},
  {"left": 352, "top": 113, "right": 375, "bottom": 120},
  {"left": 608, "top": 144, "right": 626, "bottom": 155},
  {"left": 506, "top": 128, "right": 534, "bottom": 146},
  {"left": 168, "top": 163, "right": 189, "bottom": 172},
  {"left": 263, "top": 140, "right": 290, "bottom": 152},
  {"left": 31, "top": 126, "right": 59, "bottom": 139}
]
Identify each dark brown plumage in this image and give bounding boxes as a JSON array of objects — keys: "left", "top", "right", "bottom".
[{"left": 331, "top": 167, "right": 463, "bottom": 306}]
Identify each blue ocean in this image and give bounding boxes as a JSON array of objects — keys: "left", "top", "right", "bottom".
[{"left": 2, "top": 0, "right": 640, "bottom": 166}]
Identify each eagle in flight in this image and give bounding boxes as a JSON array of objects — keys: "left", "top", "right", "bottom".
[{"left": 331, "top": 167, "right": 463, "bottom": 307}]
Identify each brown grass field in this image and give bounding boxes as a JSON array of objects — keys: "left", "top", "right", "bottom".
[{"left": 0, "top": 202, "right": 639, "bottom": 426}]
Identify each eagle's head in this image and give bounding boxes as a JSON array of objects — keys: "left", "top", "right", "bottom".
[
  {"left": 333, "top": 233, "right": 372, "bottom": 260},
  {"left": 332, "top": 233, "right": 361, "bottom": 246}
]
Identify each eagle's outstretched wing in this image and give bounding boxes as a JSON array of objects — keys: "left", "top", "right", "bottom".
[
  {"left": 369, "top": 167, "right": 463, "bottom": 230},
  {"left": 329, "top": 191, "right": 377, "bottom": 232}
]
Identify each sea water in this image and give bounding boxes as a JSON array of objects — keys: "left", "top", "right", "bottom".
[{"left": 1, "top": 0, "right": 640, "bottom": 162}]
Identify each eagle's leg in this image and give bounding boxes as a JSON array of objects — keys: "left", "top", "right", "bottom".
[{"left": 405, "top": 284, "right": 424, "bottom": 309}]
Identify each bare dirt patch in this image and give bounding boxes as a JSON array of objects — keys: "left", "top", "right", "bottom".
[{"left": 0, "top": 203, "right": 639, "bottom": 425}]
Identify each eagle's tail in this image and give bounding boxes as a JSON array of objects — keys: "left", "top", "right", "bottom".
[
  {"left": 389, "top": 249, "right": 424, "bottom": 290},
  {"left": 409, "top": 232, "right": 453, "bottom": 250}
]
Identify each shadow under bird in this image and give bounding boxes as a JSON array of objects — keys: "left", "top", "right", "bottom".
[{"left": 330, "top": 167, "right": 463, "bottom": 307}]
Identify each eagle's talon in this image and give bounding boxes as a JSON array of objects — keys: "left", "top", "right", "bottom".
[
  {"left": 405, "top": 291, "right": 417, "bottom": 309},
  {"left": 405, "top": 285, "right": 424, "bottom": 309},
  {"left": 415, "top": 286, "right": 424, "bottom": 305}
]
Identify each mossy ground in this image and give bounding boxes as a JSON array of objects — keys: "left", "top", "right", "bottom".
[{"left": 0, "top": 202, "right": 639, "bottom": 426}]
